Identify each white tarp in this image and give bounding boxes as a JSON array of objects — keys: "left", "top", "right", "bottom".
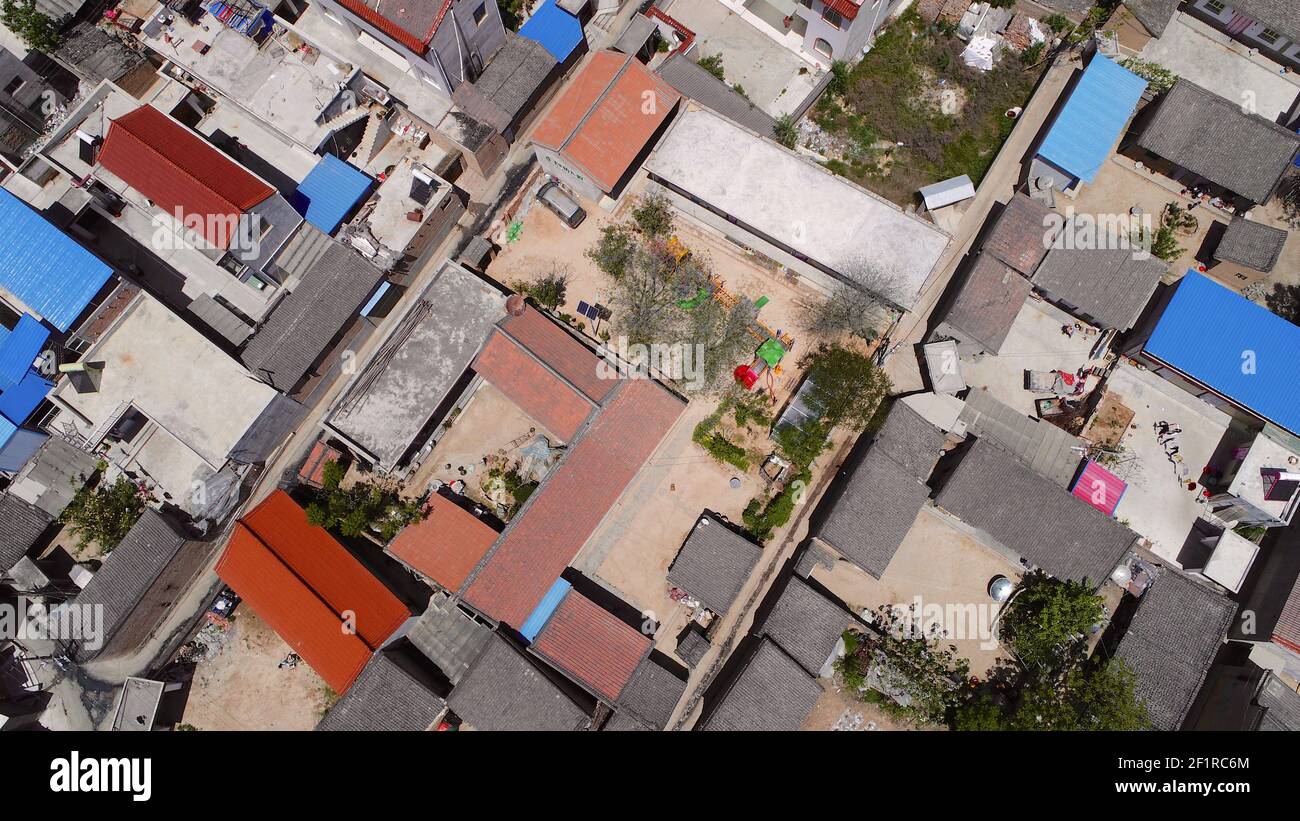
[{"left": 962, "top": 35, "right": 997, "bottom": 72}]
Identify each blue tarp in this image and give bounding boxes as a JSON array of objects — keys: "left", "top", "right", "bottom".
[
  {"left": 0, "top": 188, "right": 113, "bottom": 332},
  {"left": 290, "top": 154, "right": 374, "bottom": 235},
  {"left": 519, "top": 577, "right": 572, "bottom": 642},
  {"left": 0, "top": 315, "right": 50, "bottom": 392},
  {"left": 1036, "top": 55, "right": 1147, "bottom": 185},
  {"left": 0, "top": 369, "right": 53, "bottom": 428},
  {"left": 206, "top": 0, "right": 273, "bottom": 37},
  {"left": 519, "top": 0, "right": 585, "bottom": 62},
  {"left": 1145, "top": 271, "right": 1300, "bottom": 435}
]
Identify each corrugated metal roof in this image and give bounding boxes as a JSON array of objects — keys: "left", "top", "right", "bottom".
[
  {"left": 0, "top": 189, "right": 113, "bottom": 332},
  {"left": 0, "top": 315, "right": 50, "bottom": 391},
  {"left": 0, "top": 370, "right": 53, "bottom": 428},
  {"left": 1037, "top": 54, "right": 1146, "bottom": 184},
  {"left": 97, "top": 106, "right": 275, "bottom": 249},
  {"left": 520, "top": 576, "right": 571, "bottom": 641},
  {"left": 215, "top": 490, "right": 409, "bottom": 692},
  {"left": 1144, "top": 271, "right": 1300, "bottom": 436},
  {"left": 1071, "top": 459, "right": 1126, "bottom": 516},
  {"left": 291, "top": 154, "right": 373, "bottom": 235},
  {"left": 519, "top": 0, "right": 584, "bottom": 62}
]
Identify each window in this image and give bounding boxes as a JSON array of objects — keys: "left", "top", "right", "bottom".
[
  {"left": 822, "top": 8, "right": 843, "bottom": 29},
  {"left": 813, "top": 38, "right": 833, "bottom": 59},
  {"left": 3, "top": 76, "right": 23, "bottom": 96},
  {"left": 1258, "top": 28, "right": 1281, "bottom": 45},
  {"left": 1204, "top": 0, "right": 1226, "bottom": 13},
  {"left": 473, "top": 2, "right": 486, "bottom": 24}
]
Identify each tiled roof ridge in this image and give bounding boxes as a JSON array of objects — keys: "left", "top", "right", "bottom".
[
  {"left": 558, "top": 51, "right": 637, "bottom": 154},
  {"left": 108, "top": 108, "right": 264, "bottom": 216},
  {"left": 497, "top": 310, "right": 609, "bottom": 404}
]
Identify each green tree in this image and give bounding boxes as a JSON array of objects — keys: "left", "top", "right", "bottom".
[
  {"left": 1, "top": 0, "right": 61, "bottom": 53},
  {"left": 953, "top": 690, "right": 1007, "bottom": 730},
  {"left": 630, "top": 192, "right": 675, "bottom": 238},
  {"left": 999, "top": 571, "right": 1104, "bottom": 671},
  {"left": 838, "top": 609, "right": 971, "bottom": 725},
  {"left": 1006, "top": 661, "right": 1149, "bottom": 731},
  {"left": 515, "top": 267, "right": 568, "bottom": 310},
  {"left": 305, "top": 465, "right": 422, "bottom": 541},
  {"left": 802, "top": 344, "right": 892, "bottom": 431},
  {"left": 697, "top": 54, "right": 725, "bottom": 82},
  {"left": 60, "top": 477, "right": 148, "bottom": 553},
  {"left": 585, "top": 223, "right": 638, "bottom": 279},
  {"left": 773, "top": 114, "right": 798, "bottom": 149}
]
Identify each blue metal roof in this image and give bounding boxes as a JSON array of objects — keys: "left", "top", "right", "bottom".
[
  {"left": 0, "top": 414, "right": 15, "bottom": 451},
  {"left": 0, "top": 189, "right": 113, "bottom": 332},
  {"left": 0, "top": 315, "right": 50, "bottom": 392},
  {"left": 1036, "top": 55, "right": 1147, "bottom": 184},
  {"left": 290, "top": 154, "right": 373, "bottom": 235},
  {"left": 1145, "top": 271, "right": 1300, "bottom": 435},
  {"left": 519, "top": 577, "right": 572, "bottom": 642},
  {"left": 519, "top": 0, "right": 585, "bottom": 62},
  {"left": 0, "top": 369, "right": 52, "bottom": 427}
]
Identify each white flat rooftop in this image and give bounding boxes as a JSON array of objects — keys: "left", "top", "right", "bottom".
[
  {"left": 52, "top": 295, "right": 279, "bottom": 470},
  {"left": 1227, "top": 426, "right": 1300, "bottom": 523},
  {"left": 645, "top": 107, "right": 951, "bottom": 310},
  {"left": 1200, "top": 528, "right": 1259, "bottom": 593}
]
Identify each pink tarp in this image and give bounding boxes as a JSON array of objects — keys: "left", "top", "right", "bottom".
[{"left": 1071, "top": 459, "right": 1126, "bottom": 516}]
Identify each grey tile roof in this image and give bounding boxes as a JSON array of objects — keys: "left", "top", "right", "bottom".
[
  {"left": 1214, "top": 218, "right": 1288, "bottom": 273},
  {"left": 616, "top": 657, "right": 687, "bottom": 729},
  {"left": 6, "top": 437, "right": 97, "bottom": 519},
  {"left": 452, "top": 32, "right": 556, "bottom": 131},
  {"left": 1255, "top": 670, "right": 1300, "bottom": 731},
  {"left": 407, "top": 591, "right": 493, "bottom": 685},
  {"left": 935, "top": 253, "right": 1032, "bottom": 355},
  {"left": 1124, "top": 0, "right": 1179, "bottom": 37},
  {"left": 1032, "top": 244, "right": 1164, "bottom": 331},
  {"left": 447, "top": 634, "right": 591, "bottom": 731},
  {"left": 316, "top": 652, "right": 446, "bottom": 731},
  {"left": 1115, "top": 569, "right": 1237, "bottom": 731},
  {"left": 1231, "top": 0, "right": 1300, "bottom": 43},
  {"left": 603, "top": 711, "right": 655, "bottom": 731},
  {"left": 761, "top": 576, "right": 854, "bottom": 677},
  {"left": 982, "top": 193, "right": 1054, "bottom": 275},
  {"left": 666, "top": 513, "right": 763, "bottom": 614},
  {"left": 1135, "top": 79, "right": 1300, "bottom": 204},
  {"left": 873, "top": 401, "right": 948, "bottom": 480},
  {"left": 959, "top": 388, "right": 1086, "bottom": 487},
  {"left": 243, "top": 226, "right": 387, "bottom": 392},
  {"left": 656, "top": 53, "right": 779, "bottom": 140},
  {"left": 699, "top": 638, "right": 822, "bottom": 731},
  {"left": 817, "top": 402, "right": 942, "bottom": 578},
  {"left": 69, "top": 510, "right": 189, "bottom": 661},
  {"left": 676, "top": 625, "right": 710, "bottom": 668},
  {"left": 0, "top": 493, "right": 53, "bottom": 572},
  {"left": 818, "top": 448, "right": 929, "bottom": 579},
  {"left": 934, "top": 439, "right": 1138, "bottom": 585}
]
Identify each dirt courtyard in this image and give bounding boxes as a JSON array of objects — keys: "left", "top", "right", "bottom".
[{"left": 181, "top": 609, "right": 331, "bottom": 731}]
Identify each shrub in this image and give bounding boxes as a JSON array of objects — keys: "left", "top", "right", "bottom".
[
  {"left": 630, "top": 192, "right": 674, "bottom": 238},
  {"left": 773, "top": 114, "right": 798, "bottom": 149},
  {"left": 60, "top": 477, "right": 148, "bottom": 554},
  {"left": 697, "top": 54, "right": 725, "bottom": 81}
]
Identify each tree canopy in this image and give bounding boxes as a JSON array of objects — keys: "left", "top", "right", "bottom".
[
  {"left": 1, "top": 0, "right": 62, "bottom": 54},
  {"left": 802, "top": 344, "right": 892, "bottom": 431},
  {"left": 60, "top": 476, "right": 148, "bottom": 554},
  {"left": 998, "top": 571, "right": 1104, "bottom": 672}
]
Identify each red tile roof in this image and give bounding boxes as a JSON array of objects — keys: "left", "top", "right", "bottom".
[
  {"left": 532, "top": 589, "right": 651, "bottom": 701},
  {"left": 333, "top": 0, "right": 451, "bottom": 54},
  {"left": 215, "top": 490, "right": 409, "bottom": 692},
  {"left": 298, "top": 440, "right": 343, "bottom": 487},
  {"left": 531, "top": 51, "right": 681, "bottom": 193},
  {"left": 501, "top": 306, "right": 615, "bottom": 403},
  {"left": 388, "top": 494, "right": 498, "bottom": 591},
  {"left": 97, "top": 106, "right": 274, "bottom": 249},
  {"left": 823, "top": 0, "right": 862, "bottom": 21},
  {"left": 463, "top": 378, "right": 685, "bottom": 626},
  {"left": 473, "top": 331, "right": 594, "bottom": 441}
]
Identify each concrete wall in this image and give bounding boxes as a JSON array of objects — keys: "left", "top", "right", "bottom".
[
  {"left": 795, "top": 0, "right": 902, "bottom": 62},
  {"left": 1188, "top": 0, "right": 1300, "bottom": 69},
  {"left": 535, "top": 144, "right": 607, "bottom": 203},
  {"left": 313, "top": 0, "right": 507, "bottom": 91}
]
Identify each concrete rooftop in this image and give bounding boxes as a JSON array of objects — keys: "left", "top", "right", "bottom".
[
  {"left": 1141, "top": 14, "right": 1300, "bottom": 124},
  {"left": 1103, "top": 361, "right": 1233, "bottom": 564},
  {"left": 328, "top": 261, "right": 505, "bottom": 471},
  {"left": 52, "top": 294, "right": 279, "bottom": 471}
]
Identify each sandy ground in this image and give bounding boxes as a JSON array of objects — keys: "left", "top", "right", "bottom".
[
  {"left": 803, "top": 682, "right": 936, "bottom": 731},
  {"left": 808, "top": 507, "right": 1023, "bottom": 677},
  {"left": 487, "top": 174, "right": 819, "bottom": 364},
  {"left": 180, "top": 610, "right": 331, "bottom": 731}
]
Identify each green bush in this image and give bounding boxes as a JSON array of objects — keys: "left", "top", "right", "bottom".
[
  {"left": 743, "top": 469, "right": 809, "bottom": 541},
  {"left": 60, "top": 477, "right": 147, "bottom": 554},
  {"left": 697, "top": 54, "right": 725, "bottom": 82}
]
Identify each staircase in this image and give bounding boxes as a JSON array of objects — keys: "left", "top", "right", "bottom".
[{"left": 348, "top": 110, "right": 383, "bottom": 170}]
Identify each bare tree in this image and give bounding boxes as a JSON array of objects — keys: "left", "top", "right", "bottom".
[{"left": 803, "top": 264, "right": 905, "bottom": 341}]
